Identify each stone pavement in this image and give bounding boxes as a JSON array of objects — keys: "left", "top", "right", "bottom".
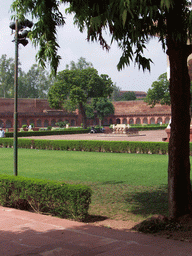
[
  {"left": 0, "top": 206, "right": 191, "bottom": 256},
  {"left": 27, "top": 130, "right": 168, "bottom": 142}
]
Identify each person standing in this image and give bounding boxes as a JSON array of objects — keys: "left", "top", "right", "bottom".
[{"left": 0, "top": 128, "right": 5, "bottom": 138}]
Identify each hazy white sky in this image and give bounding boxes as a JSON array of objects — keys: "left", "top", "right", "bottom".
[{"left": 0, "top": 0, "right": 167, "bottom": 92}]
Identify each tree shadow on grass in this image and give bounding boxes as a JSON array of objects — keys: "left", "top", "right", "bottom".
[
  {"left": 124, "top": 185, "right": 168, "bottom": 218},
  {"left": 101, "top": 181, "right": 124, "bottom": 185},
  {"left": 83, "top": 214, "right": 108, "bottom": 223}
]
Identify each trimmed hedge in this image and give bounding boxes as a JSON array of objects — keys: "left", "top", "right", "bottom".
[
  {"left": 0, "top": 175, "right": 92, "bottom": 220},
  {"left": 129, "top": 125, "right": 167, "bottom": 131},
  {"left": 2, "top": 137, "right": 192, "bottom": 155},
  {"left": 5, "top": 128, "right": 90, "bottom": 138},
  {"left": 0, "top": 138, "right": 170, "bottom": 154}
]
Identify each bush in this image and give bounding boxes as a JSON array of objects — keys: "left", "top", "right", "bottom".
[
  {"left": 129, "top": 124, "right": 167, "bottom": 131},
  {"left": 0, "top": 138, "right": 170, "bottom": 154},
  {"left": 56, "top": 121, "right": 69, "bottom": 128},
  {"left": 5, "top": 128, "right": 90, "bottom": 138},
  {"left": 0, "top": 175, "right": 92, "bottom": 220}
]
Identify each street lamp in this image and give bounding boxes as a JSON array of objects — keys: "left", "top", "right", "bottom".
[{"left": 9, "top": 19, "right": 33, "bottom": 176}]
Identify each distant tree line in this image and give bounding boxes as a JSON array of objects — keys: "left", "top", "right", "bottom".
[
  {"left": 111, "top": 85, "right": 137, "bottom": 101},
  {"left": 0, "top": 54, "right": 53, "bottom": 99}
]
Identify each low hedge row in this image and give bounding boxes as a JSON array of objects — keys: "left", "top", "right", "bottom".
[
  {"left": 5, "top": 128, "right": 90, "bottom": 138},
  {"left": 129, "top": 125, "right": 167, "bottom": 131},
  {"left": 0, "top": 175, "right": 92, "bottom": 220},
  {"left": 0, "top": 138, "right": 171, "bottom": 154}
]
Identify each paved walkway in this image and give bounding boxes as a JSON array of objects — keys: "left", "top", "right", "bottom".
[
  {"left": 27, "top": 130, "right": 168, "bottom": 142},
  {"left": 0, "top": 206, "right": 191, "bottom": 256}
]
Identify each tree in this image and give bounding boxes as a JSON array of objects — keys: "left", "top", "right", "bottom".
[
  {"left": 0, "top": 54, "right": 14, "bottom": 98},
  {"left": 18, "top": 64, "right": 53, "bottom": 98},
  {"left": 48, "top": 59, "right": 114, "bottom": 128},
  {"left": 145, "top": 73, "right": 171, "bottom": 107},
  {"left": 66, "top": 0, "right": 192, "bottom": 220},
  {"left": 121, "top": 91, "right": 136, "bottom": 101},
  {"left": 11, "top": 0, "right": 192, "bottom": 219},
  {"left": 91, "top": 98, "right": 114, "bottom": 126},
  {"left": 111, "top": 85, "right": 137, "bottom": 101},
  {"left": 66, "top": 57, "right": 93, "bottom": 70}
]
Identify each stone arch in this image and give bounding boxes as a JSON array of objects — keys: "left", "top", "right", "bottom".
[
  {"left": 143, "top": 117, "right": 148, "bottom": 124},
  {"left": 129, "top": 118, "right": 134, "bottom": 125},
  {"left": 150, "top": 117, "right": 155, "bottom": 124},
  {"left": 0, "top": 120, "right": 3, "bottom": 127},
  {"left": 71, "top": 119, "right": 76, "bottom": 126},
  {"left": 22, "top": 119, "right": 27, "bottom": 126},
  {"left": 136, "top": 118, "right": 141, "bottom": 124},
  {"left": 157, "top": 117, "right": 163, "bottom": 124},
  {"left": 123, "top": 118, "right": 127, "bottom": 124},
  {"left": 165, "top": 117, "right": 170, "bottom": 124},
  {"left": 103, "top": 119, "right": 108, "bottom": 125},
  {"left": 36, "top": 119, "right": 42, "bottom": 127},
  {"left": 29, "top": 119, "right": 35, "bottom": 126},
  {"left": 51, "top": 119, "right": 56, "bottom": 126},
  {"left": 44, "top": 120, "right": 49, "bottom": 127},
  {"left": 116, "top": 118, "right": 120, "bottom": 124},
  {"left": 6, "top": 120, "right": 12, "bottom": 128}
]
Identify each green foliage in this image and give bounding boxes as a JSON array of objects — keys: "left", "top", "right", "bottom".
[
  {"left": 111, "top": 85, "right": 136, "bottom": 101},
  {"left": 11, "top": 0, "right": 65, "bottom": 75},
  {"left": 0, "top": 175, "right": 92, "bottom": 220},
  {"left": 90, "top": 98, "right": 115, "bottom": 124},
  {"left": 0, "top": 54, "right": 14, "bottom": 98},
  {"left": 48, "top": 58, "right": 114, "bottom": 128},
  {"left": 66, "top": 57, "right": 93, "bottom": 70},
  {"left": 18, "top": 64, "right": 54, "bottom": 98},
  {"left": 10, "top": 1, "right": 192, "bottom": 77},
  {"left": 4, "top": 128, "right": 90, "bottom": 138},
  {"left": 0, "top": 137, "right": 169, "bottom": 155},
  {"left": 145, "top": 73, "right": 171, "bottom": 107},
  {"left": 121, "top": 91, "right": 136, "bottom": 101},
  {"left": 130, "top": 124, "right": 167, "bottom": 131},
  {"left": 0, "top": 54, "right": 53, "bottom": 99},
  {"left": 55, "top": 121, "right": 69, "bottom": 128}
]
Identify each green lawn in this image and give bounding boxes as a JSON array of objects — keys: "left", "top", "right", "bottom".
[{"left": 0, "top": 147, "right": 182, "bottom": 221}]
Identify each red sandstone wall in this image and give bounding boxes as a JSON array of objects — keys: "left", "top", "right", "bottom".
[
  {"left": 0, "top": 98, "right": 171, "bottom": 128},
  {"left": 113, "top": 101, "right": 171, "bottom": 116}
]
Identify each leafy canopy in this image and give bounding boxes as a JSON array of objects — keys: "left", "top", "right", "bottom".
[
  {"left": 11, "top": 0, "right": 192, "bottom": 74},
  {"left": 145, "top": 73, "right": 170, "bottom": 107},
  {"left": 48, "top": 67, "right": 113, "bottom": 109}
]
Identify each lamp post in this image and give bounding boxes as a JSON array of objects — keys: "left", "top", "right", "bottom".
[{"left": 10, "top": 19, "right": 33, "bottom": 176}]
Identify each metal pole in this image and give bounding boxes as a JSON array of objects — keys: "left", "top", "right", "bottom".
[{"left": 14, "top": 19, "right": 18, "bottom": 176}]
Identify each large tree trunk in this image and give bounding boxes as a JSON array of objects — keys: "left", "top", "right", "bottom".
[
  {"left": 167, "top": 39, "right": 192, "bottom": 219},
  {"left": 79, "top": 102, "right": 87, "bottom": 129}
]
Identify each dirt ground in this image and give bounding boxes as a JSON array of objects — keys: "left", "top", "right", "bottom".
[{"left": 27, "top": 129, "right": 192, "bottom": 243}]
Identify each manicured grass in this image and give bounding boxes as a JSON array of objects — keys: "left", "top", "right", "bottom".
[
  {"left": 0, "top": 147, "right": 186, "bottom": 222},
  {"left": 1, "top": 148, "right": 168, "bottom": 186}
]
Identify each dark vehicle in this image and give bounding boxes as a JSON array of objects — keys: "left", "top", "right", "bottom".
[{"left": 90, "top": 127, "right": 105, "bottom": 133}]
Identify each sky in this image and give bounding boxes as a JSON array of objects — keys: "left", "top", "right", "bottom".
[{"left": 0, "top": 0, "right": 167, "bottom": 92}]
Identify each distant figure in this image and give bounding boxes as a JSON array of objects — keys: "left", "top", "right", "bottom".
[
  {"left": 28, "top": 124, "right": 32, "bottom": 130},
  {"left": 0, "top": 128, "right": 5, "bottom": 138}
]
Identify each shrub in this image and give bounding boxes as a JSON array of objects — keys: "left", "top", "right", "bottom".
[
  {"left": 0, "top": 138, "right": 170, "bottom": 154},
  {"left": 0, "top": 175, "right": 92, "bottom": 220},
  {"left": 56, "top": 121, "right": 69, "bottom": 128},
  {"left": 4, "top": 128, "right": 90, "bottom": 138}
]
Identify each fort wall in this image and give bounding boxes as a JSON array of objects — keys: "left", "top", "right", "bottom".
[{"left": 0, "top": 98, "right": 171, "bottom": 128}]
